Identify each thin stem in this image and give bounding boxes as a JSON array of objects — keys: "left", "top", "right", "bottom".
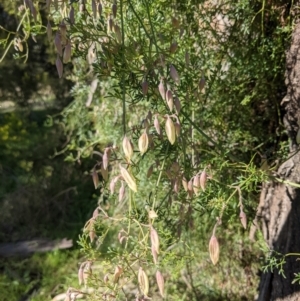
[{"left": 120, "top": 0, "right": 126, "bottom": 135}]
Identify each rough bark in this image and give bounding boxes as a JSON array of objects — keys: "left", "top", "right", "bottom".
[{"left": 256, "top": 22, "right": 300, "bottom": 301}]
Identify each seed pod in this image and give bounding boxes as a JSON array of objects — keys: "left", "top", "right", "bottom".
[
  {"left": 174, "top": 178, "right": 180, "bottom": 194},
  {"left": 147, "top": 164, "right": 154, "bottom": 178},
  {"left": 170, "top": 64, "right": 180, "bottom": 85},
  {"left": 122, "top": 135, "right": 133, "bottom": 162},
  {"left": 112, "top": 1, "right": 117, "bottom": 18},
  {"left": 103, "top": 274, "right": 109, "bottom": 283},
  {"left": 119, "top": 181, "right": 125, "bottom": 202},
  {"left": 166, "top": 89, "right": 174, "bottom": 112},
  {"left": 60, "top": 22, "right": 67, "bottom": 45},
  {"left": 156, "top": 270, "right": 165, "bottom": 298},
  {"left": 69, "top": 6, "right": 75, "bottom": 24},
  {"left": 100, "top": 163, "right": 108, "bottom": 181},
  {"left": 114, "top": 265, "right": 123, "bottom": 283},
  {"left": 110, "top": 177, "right": 117, "bottom": 195},
  {"left": 165, "top": 116, "right": 176, "bottom": 145},
  {"left": 63, "top": 41, "right": 72, "bottom": 63},
  {"left": 92, "top": 208, "right": 99, "bottom": 218},
  {"left": 138, "top": 267, "right": 149, "bottom": 296},
  {"left": 171, "top": 16, "right": 180, "bottom": 29},
  {"left": 56, "top": 56, "right": 63, "bottom": 78},
  {"left": 174, "top": 96, "right": 181, "bottom": 115},
  {"left": 174, "top": 122, "right": 181, "bottom": 137},
  {"left": 147, "top": 110, "right": 152, "bottom": 122},
  {"left": 102, "top": 148, "right": 109, "bottom": 170},
  {"left": 154, "top": 115, "right": 161, "bottom": 136},
  {"left": 149, "top": 209, "right": 158, "bottom": 219},
  {"left": 193, "top": 174, "right": 200, "bottom": 195},
  {"left": 107, "top": 16, "right": 114, "bottom": 33},
  {"left": 92, "top": 0, "right": 97, "bottom": 18},
  {"left": 113, "top": 24, "right": 122, "bottom": 43},
  {"left": 199, "top": 76, "right": 205, "bottom": 91},
  {"left": 138, "top": 131, "right": 149, "bottom": 154},
  {"left": 92, "top": 169, "right": 99, "bottom": 189},
  {"left": 187, "top": 178, "right": 194, "bottom": 198},
  {"left": 200, "top": 171, "right": 207, "bottom": 191},
  {"left": 120, "top": 165, "right": 137, "bottom": 192},
  {"left": 47, "top": 21, "right": 52, "bottom": 42},
  {"left": 54, "top": 32, "right": 62, "bottom": 56},
  {"left": 151, "top": 244, "right": 158, "bottom": 264},
  {"left": 150, "top": 226, "right": 159, "bottom": 254},
  {"left": 185, "top": 51, "right": 190, "bottom": 66},
  {"left": 182, "top": 177, "right": 188, "bottom": 191},
  {"left": 98, "top": 2, "right": 102, "bottom": 15},
  {"left": 46, "top": 0, "right": 52, "bottom": 10},
  {"left": 78, "top": 265, "right": 84, "bottom": 285},
  {"left": 209, "top": 235, "right": 220, "bottom": 265},
  {"left": 142, "top": 81, "right": 148, "bottom": 96},
  {"left": 169, "top": 41, "right": 178, "bottom": 53},
  {"left": 239, "top": 210, "right": 247, "bottom": 229},
  {"left": 158, "top": 79, "right": 166, "bottom": 100}
]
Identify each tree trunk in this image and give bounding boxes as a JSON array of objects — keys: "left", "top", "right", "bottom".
[{"left": 256, "top": 21, "right": 300, "bottom": 301}]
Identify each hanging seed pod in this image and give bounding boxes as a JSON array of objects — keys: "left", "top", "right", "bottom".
[
  {"left": 138, "top": 131, "right": 149, "bottom": 155},
  {"left": 200, "top": 171, "right": 207, "bottom": 191},
  {"left": 156, "top": 270, "right": 165, "bottom": 298},
  {"left": 147, "top": 164, "right": 154, "bottom": 178},
  {"left": 100, "top": 163, "right": 108, "bottom": 181},
  {"left": 151, "top": 244, "right": 158, "bottom": 264},
  {"left": 185, "top": 51, "right": 190, "bottom": 66},
  {"left": 47, "top": 21, "right": 52, "bottom": 42},
  {"left": 193, "top": 174, "right": 200, "bottom": 195},
  {"left": 103, "top": 274, "right": 109, "bottom": 283},
  {"left": 154, "top": 115, "right": 161, "bottom": 136},
  {"left": 138, "top": 267, "right": 149, "bottom": 296},
  {"left": 107, "top": 16, "right": 114, "bottom": 33},
  {"left": 187, "top": 178, "right": 194, "bottom": 198},
  {"left": 119, "top": 165, "right": 137, "bottom": 192},
  {"left": 92, "top": 169, "right": 99, "bottom": 189},
  {"left": 171, "top": 16, "right": 180, "bottom": 29},
  {"left": 56, "top": 56, "right": 63, "bottom": 78},
  {"left": 166, "top": 89, "right": 174, "bottom": 112},
  {"left": 54, "top": 32, "right": 62, "bottom": 56},
  {"left": 169, "top": 41, "right": 178, "bottom": 53},
  {"left": 142, "top": 81, "right": 149, "bottom": 96},
  {"left": 113, "top": 24, "right": 122, "bottom": 43},
  {"left": 239, "top": 210, "right": 247, "bottom": 229},
  {"left": 199, "top": 76, "right": 206, "bottom": 91},
  {"left": 150, "top": 226, "right": 159, "bottom": 254},
  {"left": 102, "top": 148, "right": 109, "bottom": 170},
  {"left": 92, "top": 207, "right": 99, "bottom": 219},
  {"left": 98, "top": 2, "right": 102, "bottom": 16},
  {"left": 165, "top": 116, "right": 176, "bottom": 145},
  {"left": 170, "top": 64, "right": 180, "bottom": 85},
  {"left": 89, "top": 229, "right": 96, "bottom": 243},
  {"left": 114, "top": 265, "right": 123, "bottom": 283},
  {"left": 173, "top": 178, "right": 180, "bottom": 194},
  {"left": 92, "top": 0, "right": 97, "bottom": 19},
  {"left": 78, "top": 265, "right": 84, "bottom": 285},
  {"left": 122, "top": 135, "right": 133, "bottom": 162},
  {"left": 209, "top": 235, "right": 220, "bottom": 265},
  {"left": 182, "top": 176, "right": 188, "bottom": 191},
  {"left": 60, "top": 22, "right": 67, "bottom": 45},
  {"left": 109, "top": 177, "right": 117, "bottom": 195},
  {"left": 63, "top": 41, "right": 72, "bottom": 63},
  {"left": 112, "top": 1, "right": 117, "bottom": 18},
  {"left": 158, "top": 79, "right": 166, "bottom": 100},
  {"left": 119, "top": 181, "right": 125, "bottom": 202},
  {"left": 174, "top": 122, "right": 181, "bottom": 137},
  {"left": 149, "top": 209, "right": 158, "bottom": 219},
  {"left": 69, "top": 6, "right": 75, "bottom": 24},
  {"left": 147, "top": 110, "right": 152, "bottom": 122},
  {"left": 174, "top": 96, "right": 181, "bottom": 115}
]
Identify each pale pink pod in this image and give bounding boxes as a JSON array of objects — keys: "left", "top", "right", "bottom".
[
  {"left": 166, "top": 89, "right": 173, "bottom": 112},
  {"left": 54, "top": 32, "right": 62, "bottom": 56},
  {"left": 158, "top": 79, "right": 166, "bottom": 100},
  {"left": 209, "top": 235, "right": 220, "bottom": 265},
  {"left": 102, "top": 148, "right": 109, "bottom": 170},
  {"left": 138, "top": 131, "right": 149, "bottom": 154},
  {"left": 122, "top": 135, "right": 133, "bottom": 162},
  {"left": 110, "top": 177, "right": 117, "bottom": 195},
  {"left": 78, "top": 266, "right": 84, "bottom": 285},
  {"left": 165, "top": 116, "right": 176, "bottom": 144},
  {"left": 193, "top": 174, "right": 200, "bottom": 195},
  {"left": 56, "top": 56, "right": 63, "bottom": 78},
  {"left": 142, "top": 81, "right": 149, "bottom": 96},
  {"left": 239, "top": 210, "right": 247, "bottom": 229},
  {"left": 150, "top": 226, "right": 159, "bottom": 254},
  {"left": 92, "top": 169, "right": 99, "bottom": 189},
  {"left": 89, "top": 229, "right": 96, "bottom": 242},
  {"left": 63, "top": 41, "right": 72, "bottom": 63},
  {"left": 156, "top": 270, "right": 165, "bottom": 298},
  {"left": 103, "top": 274, "right": 109, "bottom": 283},
  {"left": 151, "top": 244, "right": 158, "bottom": 264},
  {"left": 187, "top": 179, "right": 193, "bottom": 198},
  {"left": 174, "top": 96, "right": 181, "bottom": 115},
  {"left": 170, "top": 64, "right": 180, "bottom": 85},
  {"left": 182, "top": 176, "right": 188, "bottom": 191},
  {"left": 92, "top": 208, "right": 99, "bottom": 218},
  {"left": 138, "top": 267, "right": 149, "bottom": 296},
  {"left": 200, "top": 171, "right": 207, "bottom": 191},
  {"left": 154, "top": 115, "right": 161, "bottom": 136}
]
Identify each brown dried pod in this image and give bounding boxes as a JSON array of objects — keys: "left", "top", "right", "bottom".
[
  {"left": 166, "top": 89, "right": 174, "bottom": 112},
  {"left": 150, "top": 226, "right": 159, "bottom": 254},
  {"left": 46, "top": 21, "right": 52, "bottom": 42},
  {"left": 199, "top": 76, "right": 205, "bottom": 91},
  {"left": 112, "top": 2, "right": 117, "bottom": 18},
  {"left": 156, "top": 270, "right": 165, "bottom": 298},
  {"left": 138, "top": 131, "right": 149, "bottom": 155},
  {"left": 92, "top": 169, "right": 99, "bottom": 189},
  {"left": 98, "top": 2, "right": 102, "bottom": 16},
  {"left": 54, "top": 32, "right": 62, "bottom": 56},
  {"left": 169, "top": 41, "right": 178, "bottom": 53},
  {"left": 138, "top": 267, "right": 149, "bottom": 296},
  {"left": 154, "top": 115, "right": 161, "bottom": 136},
  {"left": 122, "top": 135, "right": 133, "bottom": 162},
  {"left": 120, "top": 165, "right": 137, "bottom": 192},
  {"left": 174, "top": 122, "right": 181, "bottom": 137},
  {"left": 158, "top": 79, "right": 166, "bottom": 100},
  {"left": 142, "top": 81, "right": 149, "bottom": 96},
  {"left": 171, "top": 16, "right": 180, "bottom": 29},
  {"left": 113, "top": 24, "right": 122, "bottom": 43},
  {"left": 107, "top": 16, "right": 114, "bottom": 33},
  {"left": 147, "top": 164, "right": 154, "bottom": 178},
  {"left": 239, "top": 210, "right": 247, "bottom": 229},
  {"left": 174, "top": 96, "right": 181, "bottom": 115},
  {"left": 165, "top": 116, "right": 176, "bottom": 145},
  {"left": 170, "top": 64, "right": 180, "bottom": 85},
  {"left": 119, "top": 181, "right": 125, "bottom": 202},
  {"left": 63, "top": 41, "right": 72, "bottom": 63},
  {"left": 193, "top": 174, "right": 200, "bottom": 195},
  {"left": 185, "top": 51, "right": 190, "bottom": 66},
  {"left": 182, "top": 176, "right": 188, "bottom": 191},
  {"left": 69, "top": 6, "right": 75, "bottom": 24},
  {"left": 92, "top": 0, "right": 97, "bottom": 19},
  {"left": 56, "top": 56, "right": 63, "bottom": 78},
  {"left": 209, "top": 235, "right": 220, "bottom": 265},
  {"left": 151, "top": 244, "right": 158, "bottom": 264},
  {"left": 114, "top": 265, "right": 123, "bottom": 283},
  {"left": 200, "top": 171, "right": 207, "bottom": 191}
]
